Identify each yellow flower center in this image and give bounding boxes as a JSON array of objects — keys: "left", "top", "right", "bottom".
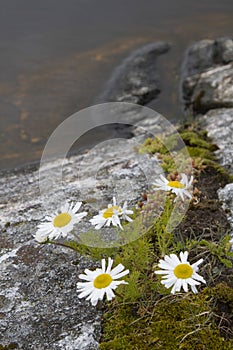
[
  {"left": 103, "top": 206, "right": 121, "bottom": 219},
  {"left": 93, "top": 273, "right": 113, "bottom": 289},
  {"left": 174, "top": 263, "right": 193, "bottom": 279},
  {"left": 167, "top": 180, "right": 185, "bottom": 189},
  {"left": 53, "top": 212, "right": 72, "bottom": 227}
]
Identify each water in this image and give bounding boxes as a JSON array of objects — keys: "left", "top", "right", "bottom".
[{"left": 0, "top": 0, "right": 233, "bottom": 169}]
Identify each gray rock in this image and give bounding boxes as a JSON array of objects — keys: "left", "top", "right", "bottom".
[
  {"left": 97, "top": 42, "right": 170, "bottom": 105},
  {"left": 214, "top": 37, "right": 233, "bottom": 64},
  {"left": 181, "top": 37, "right": 233, "bottom": 113},
  {"left": 200, "top": 108, "right": 233, "bottom": 242},
  {"left": 218, "top": 184, "right": 233, "bottom": 243},
  {"left": 183, "top": 63, "right": 233, "bottom": 113},
  {"left": 181, "top": 39, "right": 216, "bottom": 80},
  {"left": 182, "top": 38, "right": 233, "bottom": 246},
  {"left": 200, "top": 108, "right": 233, "bottom": 173},
  {"left": 0, "top": 105, "right": 169, "bottom": 349}
]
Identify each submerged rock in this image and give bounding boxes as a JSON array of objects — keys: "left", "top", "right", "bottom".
[{"left": 97, "top": 42, "right": 170, "bottom": 105}]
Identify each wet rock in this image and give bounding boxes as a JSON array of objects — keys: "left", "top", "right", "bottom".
[
  {"left": 214, "top": 37, "right": 233, "bottom": 64},
  {"left": 97, "top": 42, "right": 170, "bottom": 105},
  {"left": 181, "top": 39, "right": 216, "bottom": 79},
  {"left": 181, "top": 37, "right": 233, "bottom": 113}
]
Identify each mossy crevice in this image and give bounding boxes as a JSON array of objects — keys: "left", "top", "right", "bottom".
[{"left": 98, "top": 122, "right": 233, "bottom": 349}]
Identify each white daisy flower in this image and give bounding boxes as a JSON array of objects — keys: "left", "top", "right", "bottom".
[
  {"left": 77, "top": 257, "right": 129, "bottom": 306},
  {"left": 153, "top": 173, "right": 193, "bottom": 201},
  {"left": 89, "top": 197, "right": 133, "bottom": 230},
  {"left": 155, "top": 251, "right": 206, "bottom": 294},
  {"left": 35, "top": 202, "right": 87, "bottom": 242}
]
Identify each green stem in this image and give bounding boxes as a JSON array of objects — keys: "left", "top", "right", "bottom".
[{"left": 49, "top": 240, "right": 78, "bottom": 252}]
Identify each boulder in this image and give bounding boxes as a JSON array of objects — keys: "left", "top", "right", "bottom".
[
  {"left": 181, "top": 37, "right": 233, "bottom": 113},
  {"left": 97, "top": 42, "right": 170, "bottom": 105}
]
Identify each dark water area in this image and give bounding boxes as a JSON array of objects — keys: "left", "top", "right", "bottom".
[{"left": 0, "top": 0, "right": 233, "bottom": 170}]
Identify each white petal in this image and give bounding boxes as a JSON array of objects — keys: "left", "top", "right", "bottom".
[
  {"left": 155, "top": 270, "right": 171, "bottom": 275},
  {"left": 165, "top": 254, "right": 181, "bottom": 267},
  {"left": 110, "top": 263, "right": 124, "bottom": 276},
  {"left": 192, "top": 272, "right": 206, "bottom": 284},
  {"left": 75, "top": 212, "right": 87, "bottom": 221},
  {"left": 112, "top": 270, "right": 129, "bottom": 280},
  {"left": 191, "top": 285, "right": 198, "bottom": 294},
  {"left": 95, "top": 223, "right": 105, "bottom": 230},
  {"left": 158, "top": 260, "right": 174, "bottom": 270},
  {"left": 186, "top": 278, "right": 200, "bottom": 286},
  {"left": 179, "top": 251, "right": 188, "bottom": 263},
  {"left": 124, "top": 215, "right": 133, "bottom": 222},
  {"left": 77, "top": 287, "right": 94, "bottom": 299},
  {"left": 191, "top": 258, "right": 204, "bottom": 270},
  {"left": 110, "top": 280, "right": 128, "bottom": 288},
  {"left": 106, "top": 257, "right": 114, "bottom": 273},
  {"left": 106, "top": 287, "right": 115, "bottom": 301},
  {"left": 183, "top": 189, "right": 192, "bottom": 199},
  {"left": 91, "top": 298, "right": 98, "bottom": 306},
  {"left": 78, "top": 274, "right": 93, "bottom": 282},
  {"left": 182, "top": 281, "right": 188, "bottom": 292},
  {"left": 176, "top": 279, "right": 183, "bottom": 292},
  {"left": 101, "top": 259, "right": 106, "bottom": 273},
  {"left": 73, "top": 202, "right": 82, "bottom": 213}
]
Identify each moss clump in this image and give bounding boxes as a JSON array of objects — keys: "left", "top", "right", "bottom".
[
  {"left": 180, "top": 130, "right": 218, "bottom": 151},
  {"left": 186, "top": 145, "right": 213, "bottom": 160},
  {"left": 138, "top": 123, "right": 232, "bottom": 184},
  {"left": 210, "top": 282, "right": 233, "bottom": 309},
  {"left": 100, "top": 291, "right": 233, "bottom": 350}
]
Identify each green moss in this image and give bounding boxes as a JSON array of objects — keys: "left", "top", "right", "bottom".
[
  {"left": 138, "top": 137, "right": 166, "bottom": 155},
  {"left": 137, "top": 124, "right": 233, "bottom": 186},
  {"left": 186, "top": 146, "right": 214, "bottom": 160},
  {"left": 0, "top": 344, "right": 18, "bottom": 350},
  {"left": 180, "top": 131, "right": 217, "bottom": 151},
  {"left": 100, "top": 291, "right": 233, "bottom": 350},
  {"left": 210, "top": 282, "right": 233, "bottom": 308}
]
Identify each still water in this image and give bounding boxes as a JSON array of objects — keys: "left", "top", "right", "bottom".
[{"left": 0, "top": 0, "right": 233, "bottom": 169}]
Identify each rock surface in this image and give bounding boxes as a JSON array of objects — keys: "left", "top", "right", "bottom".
[
  {"left": 97, "top": 42, "right": 170, "bottom": 105},
  {"left": 0, "top": 103, "right": 168, "bottom": 349},
  {"left": 200, "top": 108, "right": 233, "bottom": 174},
  {"left": 201, "top": 108, "right": 233, "bottom": 242},
  {"left": 181, "top": 37, "right": 233, "bottom": 113},
  {"left": 181, "top": 37, "right": 233, "bottom": 244}
]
